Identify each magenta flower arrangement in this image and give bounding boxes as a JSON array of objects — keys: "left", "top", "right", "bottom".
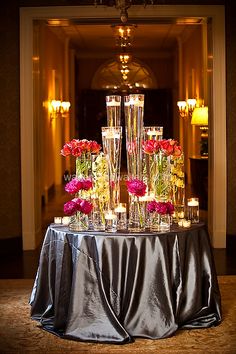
[
  {"left": 126, "top": 178, "right": 147, "bottom": 197},
  {"left": 64, "top": 198, "right": 93, "bottom": 216},
  {"left": 147, "top": 200, "right": 175, "bottom": 215},
  {"left": 65, "top": 178, "right": 93, "bottom": 194}
]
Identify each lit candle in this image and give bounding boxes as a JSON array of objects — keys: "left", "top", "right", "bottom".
[
  {"left": 178, "top": 219, "right": 191, "bottom": 228},
  {"left": 105, "top": 211, "right": 117, "bottom": 220},
  {"left": 139, "top": 194, "right": 154, "bottom": 202},
  {"left": 178, "top": 211, "right": 185, "bottom": 219},
  {"left": 106, "top": 99, "right": 120, "bottom": 107},
  {"left": 147, "top": 130, "right": 158, "bottom": 136},
  {"left": 54, "top": 217, "right": 62, "bottom": 224},
  {"left": 62, "top": 216, "right": 70, "bottom": 225},
  {"left": 183, "top": 219, "right": 191, "bottom": 228},
  {"left": 178, "top": 220, "right": 184, "bottom": 227},
  {"left": 115, "top": 204, "right": 126, "bottom": 213},
  {"left": 187, "top": 200, "right": 199, "bottom": 207}
]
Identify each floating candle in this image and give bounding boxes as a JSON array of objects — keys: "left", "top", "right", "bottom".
[
  {"left": 187, "top": 198, "right": 199, "bottom": 207},
  {"left": 115, "top": 205, "right": 126, "bottom": 213},
  {"left": 105, "top": 211, "right": 117, "bottom": 220}
]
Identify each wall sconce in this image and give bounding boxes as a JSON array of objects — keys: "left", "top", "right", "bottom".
[
  {"left": 177, "top": 98, "right": 197, "bottom": 118},
  {"left": 191, "top": 106, "right": 208, "bottom": 157},
  {"left": 48, "top": 100, "right": 71, "bottom": 121}
]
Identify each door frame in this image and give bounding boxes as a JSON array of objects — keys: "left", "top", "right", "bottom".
[{"left": 20, "top": 5, "right": 226, "bottom": 249}]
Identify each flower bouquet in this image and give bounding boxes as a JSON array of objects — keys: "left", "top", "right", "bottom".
[
  {"left": 147, "top": 200, "right": 175, "bottom": 232},
  {"left": 126, "top": 178, "right": 147, "bottom": 231},
  {"left": 142, "top": 139, "right": 182, "bottom": 202}
]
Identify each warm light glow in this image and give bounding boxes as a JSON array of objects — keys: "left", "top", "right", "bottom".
[
  {"left": 112, "top": 24, "right": 137, "bottom": 47},
  {"left": 177, "top": 101, "right": 187, "bottom": 110},
  {"left": 177, "top": 99, "right": 197, "bottom": 118},
  {"left": 191, "top": 106, "right": 208, "bottom": 126},
  {"left": 187, "top": 98, "right": 197, "bottom": 111},
  {"left": 48, "top": 99, "right": 71, "bottom": 121}
]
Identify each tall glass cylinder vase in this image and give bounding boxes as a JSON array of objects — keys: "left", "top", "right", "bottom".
[
  {"left": 124, "top": 94, "right": 144, "bottom": 179},
  {"left": 102, "top": 127, "right": 122, "bottom": 212},
  {"left": 91, "top": 153, "right": 109, "bottom": 230},
  {"left": 143, "top": 126, "right": 163, "bottom": 195},
  {"left": 153, "top": 151, "right": 171, "bottom": 202},
  {"left": 106, "top": 95, "right": 121, "bottom": 126},
  {"left": 75, "top": 153, "right": 92, "bottom": 199},
  {"left": 69, "top": 153, "right": 92, "bottom": 231},
  {"left": 124, "top": 94, "right": 145, "bottom": 231}
]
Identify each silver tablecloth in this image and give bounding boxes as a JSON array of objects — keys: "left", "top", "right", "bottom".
[{"left": 30, "top": 223, "right": 221, "bottom": 343}]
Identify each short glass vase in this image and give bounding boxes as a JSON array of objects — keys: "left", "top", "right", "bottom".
[{"left": 69, "top": 212, "right": 89, "bottom": 232}]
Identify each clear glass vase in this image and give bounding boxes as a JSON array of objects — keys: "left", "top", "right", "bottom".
[
  {"left": 91, "top": 153, "right": 109, "bottom": 230},
  {"left": 171, "top": 153, "right": 185, "bottom": 223},
  {"left": 76, "top": 153, "right": 92, "bottom": 179},
  {"left": 101, "top": 126, "right": 122, "bottom": 211},
  {"left": 124, "top": 94, "right": 145, "bottom": 231},
  {"left": 106, "top": 95, "right": 121, "bottom": 126},
  {"left": 150, "top": 211, "right": 160, "bottom": 232},
  {"left": 153, "top": 152, "right": 171, "bottom": 202},
  {"left": 159, "top": 214, "right": 171, "bottom": 232},
  {"left": 128, "top": 195, "right": 145, "bottom": 232},
  {"left": 124, "top": 94, "right": 144, "bottom": 179},
  {"left": 143, "top": 126, "right": 163, "bottom": 194},
  {"left": 69, "top": 212, "right": 89, "bottom": 231}
]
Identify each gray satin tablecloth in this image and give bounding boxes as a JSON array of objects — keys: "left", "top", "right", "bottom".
[{"left": 30, "top": 223, "right": 221, "bottom": 343}]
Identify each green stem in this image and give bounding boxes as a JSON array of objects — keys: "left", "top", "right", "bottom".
[{"left": 137, "top": 199, "right": 144, "bottom": 228}]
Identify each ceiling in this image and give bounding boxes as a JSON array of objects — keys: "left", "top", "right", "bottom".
[{"left": 47, "top": 20, "right": 202, "bottom": 59}]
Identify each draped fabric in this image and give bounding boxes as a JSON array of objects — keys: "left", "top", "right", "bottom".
[{"left": 30, "top": 224, "right": 221, "bottom": 343}]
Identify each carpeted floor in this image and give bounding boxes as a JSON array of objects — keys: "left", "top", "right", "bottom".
[{"left": 0, "top": 276, "right": 236, "bottom": 354}]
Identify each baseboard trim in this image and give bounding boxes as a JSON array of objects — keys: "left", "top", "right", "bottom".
[
  {"left": 0, "top": 236, "right": 22, "bottom": 257},
  {"left": 227, "top": 234, "right": 236, "bottom": 254}
]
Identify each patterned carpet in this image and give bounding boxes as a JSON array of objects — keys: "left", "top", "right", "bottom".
[{"left": 0, "top": 276, "right": 236, "bottom": 354}]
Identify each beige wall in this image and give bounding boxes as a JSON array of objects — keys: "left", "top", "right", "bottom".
[
  {"left": 179, "top": 26, "right": 205, "bottom": 183},
  {"left": 39, "top": 24, "right": 72, "bottom": 202}
]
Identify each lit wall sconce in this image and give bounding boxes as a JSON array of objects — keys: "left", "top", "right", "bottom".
[
  {"left": 177, "top": 98, "right": 197, "bottom": 118},
  {"left": 48, "top": 99, "right": 71, "bottom": 121},
  {"left": 191, "top": 106, "right": 208, "bottom": 157}
]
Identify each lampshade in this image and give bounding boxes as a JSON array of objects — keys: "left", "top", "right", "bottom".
[{"left": 191, "top": 106, "right": 208, "bottom": 126}]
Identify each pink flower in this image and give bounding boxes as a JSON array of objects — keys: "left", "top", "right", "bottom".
[
  {"left": 78, "top": 199, "right": 93, "bottom": 214},
  {"left": 70, "top": 139, "right": 83, "bottom": 157},
  {"left": 142, "top": 140, "right": 160, "bottom": 155},
  {"left": 61, "top": 142, "right": 73, "bottom": 156},
  {"left": 147, "top": 200, "right": 174, "bottom": 215},
  {"left": 61, "top": 138, "right": 101, "bottom": 157},
  {"left": 81, "top": 178, "right": 93, "bottom": 191},
  {"left": 155, "top": 201, "right": 175, "bottom": 215},
  {"left": 147, "top": 200, "right": 158, "bottom": 213},
  {"left": 173, "top": 145, "right": 182, "bottom": 157},
  {"left": 65, "top": 178, "right": 83, "bottom": 194},
  {"left": 63, "top": 200, "right": 78, "bottom": 216},
  {"left": 126, "top": 179, "right": 147, "bottom": 197}
]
